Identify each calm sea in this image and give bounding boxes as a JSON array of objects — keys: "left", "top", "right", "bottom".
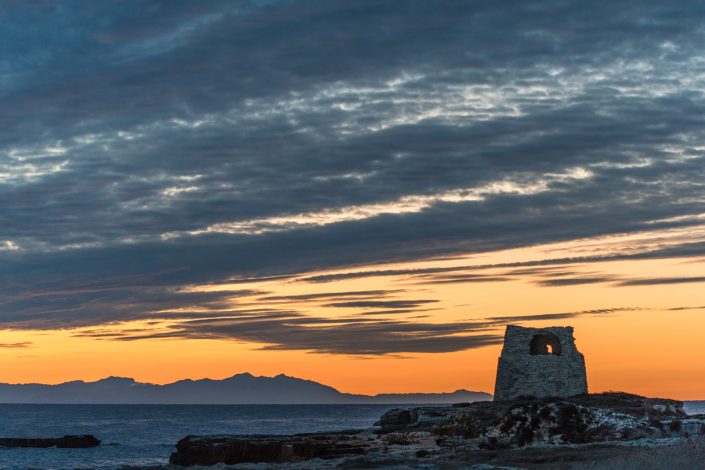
[
  {"left": 0, "top": 402, "right": 702, "bottom": 469},
  {"left": 0, "top": 404, "right": 412, "bottom": 469},
  {"left": 684, "top": 401, "right": 705, "bottom": 415}
]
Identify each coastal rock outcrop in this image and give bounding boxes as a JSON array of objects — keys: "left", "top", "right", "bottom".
[
  {"left": 382, "top": 392, "right": 698, "bottom": 448},
  {"left": 168, "top": 393, "right": 705, "bottom": 467},
  {"left": 374, "top": 406, "right": 458, "bottom": 433}
]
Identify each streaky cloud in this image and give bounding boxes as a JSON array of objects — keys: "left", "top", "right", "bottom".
[{"left": 617, "top": 277, "right": 705, "bottom": 286}]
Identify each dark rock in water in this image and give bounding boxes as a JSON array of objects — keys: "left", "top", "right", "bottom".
[
  {"left": 0, "top": 435, "right": 100, "bottom": 448},
  {"left": 169, "top": 433, "right": 369, "bottom": 466},
  {"left": 375, "top": 407, "right": 455, "bottom": 433},
  {"left": 374, "top": 408, "right": 414, "bottom": 432}
]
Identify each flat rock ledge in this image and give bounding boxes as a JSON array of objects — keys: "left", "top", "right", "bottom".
[
  {"left": 0, "top": 435, "right": 100, "bottom": 448},
  {"left": 169, "top": 432, "right": 371, "bottom": 466},
  {"left": 168, "top": 393, "right": 705, "bottom": 468}
]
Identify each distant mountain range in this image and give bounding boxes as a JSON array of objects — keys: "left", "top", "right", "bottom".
[{"left": 0, "top": 373, "right": 492, "bottom": 404}]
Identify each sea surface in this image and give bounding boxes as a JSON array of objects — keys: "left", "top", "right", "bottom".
[
  {"left": 0, "top": 404, "right": 416, "bottom": 469},
  {"left": 683, "top": 400, "right": 705, "bottom": 415},
  {"left": 0, "top": 402, "right": 703, "bottom": 469}
]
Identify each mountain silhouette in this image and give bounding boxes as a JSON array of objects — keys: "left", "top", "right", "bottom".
[{"left": 0, "top": 373, "right": 492, "bottom": 404}]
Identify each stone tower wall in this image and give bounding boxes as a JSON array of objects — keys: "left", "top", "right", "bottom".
[{"left": 494, "top": 325, "right": 587, "bottom": 401}]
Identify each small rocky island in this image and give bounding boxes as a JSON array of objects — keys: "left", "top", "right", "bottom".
[
  {"left": 166, "top": 326, "right": 705, "bottom": 469},
  {"left": 0, "top": 435, "right": 100, "bottom": 448}
]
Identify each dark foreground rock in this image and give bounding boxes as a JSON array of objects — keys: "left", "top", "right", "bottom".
[
  {"left": 445, "top": 437, "right": 705, "bottom": 470},
  {"left": 168, "top": 393, "right": 705, "bottom": 468},
  {"left": 169, "top": 433, "right": 370, "bottom": 466},
  {"left": 0, "top": 434, "right": 100, "bottom": 448}
]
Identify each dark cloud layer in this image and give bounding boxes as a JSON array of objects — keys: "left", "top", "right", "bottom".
[
  {"left": 0, "top": 342, "right": 32, "bottom": 349},
  {"left": 323, "top": 300, "right": 438, "bottom": 309},
  {"left": 1, "top": 1, "right": 705, "bottom": 353},
  {"left": 617, "top": 277, "right": 705, "bottom": 286},
  {"left": 81, "top": 313, "right": 501, "bottom": 355},
  {"left": 258, "top": 290, "right": 404, "bottom": 302},
  {"left": 77, "top": 305, "right": 644, "bottom": 355},
  {"left": 538, "top": 277, "right": 617, "bottom": 287},
  {"left": 487, "top": 308, "right": 642, "bottom": 323}
]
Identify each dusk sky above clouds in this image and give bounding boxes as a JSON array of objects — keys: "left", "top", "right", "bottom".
[{"left": 2, "top": 0, "right": 705, "bottom": 398}]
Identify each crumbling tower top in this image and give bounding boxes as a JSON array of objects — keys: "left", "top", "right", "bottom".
[{"left": 494, "top": 325, "right": 588, "bottom": 401}]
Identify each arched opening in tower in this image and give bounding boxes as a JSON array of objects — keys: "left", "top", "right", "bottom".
[{"left": 529, "top": 333, "right": 562, "bottom": 355}]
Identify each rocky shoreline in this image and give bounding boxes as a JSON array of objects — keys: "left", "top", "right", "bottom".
[{"left": 163, "top": 392, "right": 705, "bottom": 469}]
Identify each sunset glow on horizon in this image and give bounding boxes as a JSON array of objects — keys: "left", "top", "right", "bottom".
[{"left": 3, "top": 224, "right": 705, "bottom": 399}]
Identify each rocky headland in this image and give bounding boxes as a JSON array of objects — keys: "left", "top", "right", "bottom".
[{"left": 166, "top": 393, "right": 705, "bottom": 469}]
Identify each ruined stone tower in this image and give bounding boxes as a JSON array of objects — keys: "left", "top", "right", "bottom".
[{"left": 494, "top": 325, "right": 587, "bottom": 401}]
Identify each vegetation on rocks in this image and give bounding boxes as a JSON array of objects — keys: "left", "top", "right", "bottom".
[{"left": 379, "top": 392, "right": 699, "bottom": 449}]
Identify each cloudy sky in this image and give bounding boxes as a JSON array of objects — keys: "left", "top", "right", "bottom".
[{"left": 2, "top": 0, "right": 705, "bottom": 397}]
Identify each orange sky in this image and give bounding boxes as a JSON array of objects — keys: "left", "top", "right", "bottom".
[{"left": 2, "top": 225, "right": 705, "bottom": 400}]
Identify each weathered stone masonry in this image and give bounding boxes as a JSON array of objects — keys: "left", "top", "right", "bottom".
[{"left": 494, "top": 325, "right": 587, "bottom": 401}]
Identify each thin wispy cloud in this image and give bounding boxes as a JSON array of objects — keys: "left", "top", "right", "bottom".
[
  {"left": 617, "top": 277, "right": 705, "bottom": 286},
  {"left": 0, "top": 342, "right": 32, "bottom": 349}
]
